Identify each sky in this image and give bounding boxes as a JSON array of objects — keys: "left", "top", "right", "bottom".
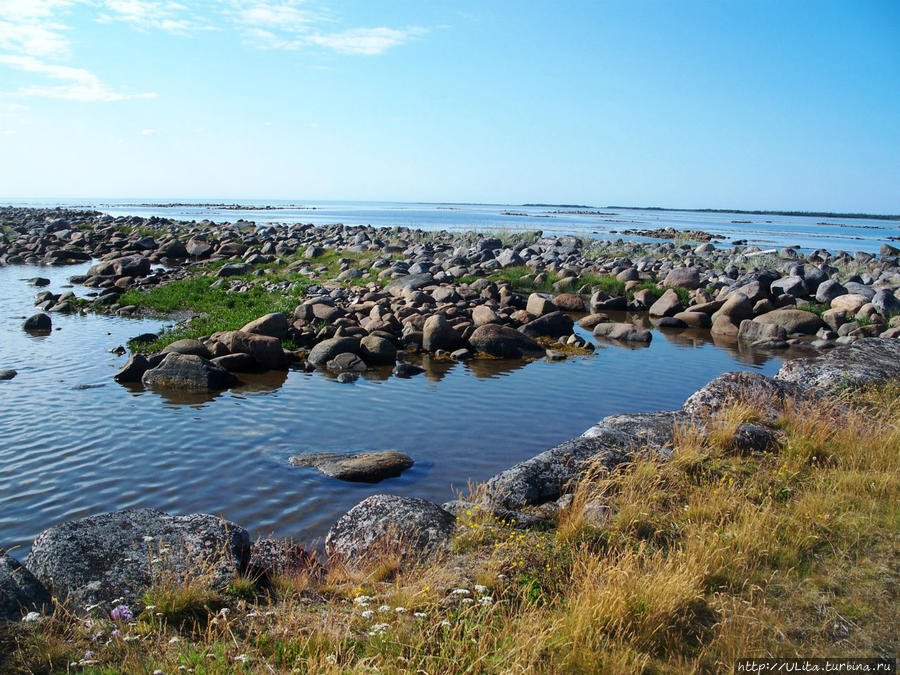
[{"left": 0, "top": 1, "right": 898, "bottom": 212}]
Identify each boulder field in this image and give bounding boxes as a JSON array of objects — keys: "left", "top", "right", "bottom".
[{"left": 2, "top": 338, "right": 898, "bottom": 620}]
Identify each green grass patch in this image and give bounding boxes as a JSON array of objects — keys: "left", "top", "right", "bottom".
[{"left": 118, "top": 275, "right": 306, "bottom": 352}]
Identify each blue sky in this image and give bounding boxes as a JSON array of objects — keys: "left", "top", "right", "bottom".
[{"left": 0, "top": 1, "right": 897, "bottom": 212}]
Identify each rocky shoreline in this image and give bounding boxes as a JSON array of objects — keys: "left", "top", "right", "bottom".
[
  {"left": 2, "top": 328, "right": 899, "bottom": 621},
  {"left": 2, "top": 206, "right": 900, "bottom": 620}
]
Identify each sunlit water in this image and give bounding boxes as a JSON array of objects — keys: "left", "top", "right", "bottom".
[{"left": 0, "top": 259, "right": 812, "bottom": 554}]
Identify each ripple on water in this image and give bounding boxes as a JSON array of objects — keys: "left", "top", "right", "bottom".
[{"left": 0, "top": 262, "right": 800, "bottom": 554}]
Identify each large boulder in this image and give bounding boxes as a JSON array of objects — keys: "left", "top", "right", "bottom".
[
  {"left": 161, "top": 338, "right": 211, "bottom": 359},
  {"left": 141, "top": 353, "right": 239, "bottom": 390},
  {"left": 831, "top": 294, "right": 870, "bottom": 315},
  {"left": 581, "top": 411, "right": 686, "bottom": 454},
  {"left": 815, "top": 280, "right": 847, "bottom": 304},
  {"left": 738, "top": 319, "right": 787, "bottom": 344},
  {"left": 871, "top": 289, "right": 900, "bottom": 317},
  {"left": 359, "top": 335, "right": 397, "bottom": 366},
  {"left": 519, "top": 311, "right": 574, "bottom": 338},
  {"left": 240, "top": 312, "right": 289, "bottom": 340},
  {"left": 554, "top": 293, "right": 586, "bottom": 312},
  {"left": 326, "top": 495, "right": 454, "bottom": 564},
  {"left": 775, "top": 338, "right": 900, "bottom": 393},
  {"left": 308, "top": 337, "right": 360, "bottom": 367},
  {"left": 711, "top": 292, "right": 754, "bottom": 325},
  {"left": 114, "top": 354, "right": 150, "bottom": 383},
  {"left": 682, "top": 371, "right": 814, "bottom": 423},
  {"left": 648, "top": 289, "right": 683, "bottom": 317},
  {"left": 663, "top": 267, "right": 700, "bottom": 289},
  {"left": 25, "top": 509, "right": 250, "bottom": 607},
  {"left": 1, "top": 552, "right": 52, "bottom": 620},
  {"left": 471, "top": 305, "right": 499, "bottom": 327},
  {"left": 526, "top": 293, "right": 557, "bottom": 317},
  {"left": 113, "top": 254, "right": 151, "bottom": 278},
  {"left": 770, "top": 275, "right": 808, "bottom": 298},
  {"left": 468, "top": 324, "right": 546, "bottom": 359},
  {"left": 215, "top": 331, "right": 287, "bottom": 370},
  {"left": 481, "top": 429, "right": 629, "bottom": 510},
  {"left": 290, "top": 451, "right": 413, "bottom": 483},
  {"left": 752, "top": 309, "right": 824, "bottom": 335},
  {"left": 422, "top": 314, "right": 461, "bottom": 351}
]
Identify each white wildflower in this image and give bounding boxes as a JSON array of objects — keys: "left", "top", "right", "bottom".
[
  {"left": 22, "top": 611, "right": 41, "bottom": 622},
  {"left": 440, "top": 620, "right": 451, "bottom": 627},
  {"left": 414, "top": 612, "right": 427, "bottom": 618},
  {"left": 326, "top": 654, "right": 338, "bottom": 665},
  {"left": 361, "top": 610, "right": 374, "bottom": 619},
  {"left": 234, "top": 654, "right": 250, "bottom": 663},
  {"left": 395, "top": 606, "right": 406, "bottom": 613},
  {"left": 478, "top": 596, "right": 492, "bottom": 606},
  {"left": 378, "top": 604, "right": 391, "bottom": 613},
  {"left": 353, "top": 595, "right": 373, "bottom": 605},
  {"left": 368, "top": 622, "right": 389, "bottom": 635},
  {"left": 169, "top": 636, "right": 181, "bottom": 644},
  {"left": 144, "top": 605, "right": 156, "bottom": 611},
  {"left": 474, "top": 585, "right": 489, "bottom": 595},
  {"left": 462, "top": 598, "right": 474, "bottom": 604},
  {"left": 451, "top": 588, "right": 470, "bottom": 595}
]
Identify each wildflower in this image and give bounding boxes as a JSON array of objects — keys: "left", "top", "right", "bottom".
[
  {"left": 144, "top": 605, "right": 156, "bottom": 611},
  {"left": 440, "top": 620, "right": 451, "bottom": 627},
  {"left": 169, "top": 636, "right": 181, "bottom": 644},
  {"left": 110, "top": 605, "right": 133, "bottom": 621},
  {"left": 219, "top": 607, "right": 230, "bottom": 616},
  {"left": 124, "top": 636, "right": 139, "bottom": 642},
  {"left": 378, "top": 604, "right": 391, "bottom": 613},
  {"left": 154, "top": 670, "right": 165, "bottom": 675},
  {"left": 234, "top": 654, "right": 250, "bottom": 663},
  {"left": 83, "top": 650, "right": 96, "bottom": 660},
  {"left": 451, "top": 588, "right": 470, "bottom": 595},
  {"left": 462, "top": 598, "right": 474, "bottom": 604},
  {"left": 368, "top": 622, "right": 389, "bottom": 635},
  {"left": 395, "top": 606, "right": 406, "bottom": 613},
  {"left": 353, "top": 595, "right": 373, "bottom": 605},
  {"left": 110, "top": 630, "right": 123, "bottom": 639},
  {"left": 478, "top": 596, "right": 492, "bottom": 606},
  {"left": 22, "top": 611, "right": 41, "bottom": 622},
  {"left": 326, "top": 654, "right": 338, "bottom": 665},
  {"left": 361, "top": 610, "right": 374, "bottom": 619},
  {"left": 474, "top": 585, "right": 489, "bottom": 595},
  {"left": 414, "top": 612, "right": 427, "bottom": 618}
]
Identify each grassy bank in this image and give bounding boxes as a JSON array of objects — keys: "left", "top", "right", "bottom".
[{"left": 2, "top": 381, "right": 897, "bottom": 673}]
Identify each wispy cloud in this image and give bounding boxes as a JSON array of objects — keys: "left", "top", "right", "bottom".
[
  {"left": 0, "top": 54, "right": 156, "bottom": 102},
  {"left": 97, "top": 0, "right": 215, "bottom": 34},
  {"left": 0, "top": 0, "right": 75, "bottom": 58},
  {"left": 226, "top": 1, "right": 424, "bottom": 55},
  {"left": 140, "top": 128, "right": 156, "bottom": 135}
]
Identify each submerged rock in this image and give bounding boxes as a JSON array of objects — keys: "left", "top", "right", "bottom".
[
  {"left": 0, "top": 369, "right": 17, "bottom": 381},
  {"left": 326, "top": 495, "right": 454, "bottom": 565},
  {"left": 289, "top": 451, "right": 414, "bottom": 483},
  {"left": 468, "top": 324, "right": 546, "bottom": 359},
  {"left": 22, "top": 313, "right": 51, "bottom": 332},
  {"left": 25, "top": 508, "right": 250, "bottom": 606}
]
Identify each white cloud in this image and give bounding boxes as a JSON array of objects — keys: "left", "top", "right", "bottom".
[
  {"left": 307, "top": 27, "right": 423, "bottom": 55},
  {"left": 0, "top": 0, "right": 75, "bottom": 57},
  {"left": 97, "top": 0, "right": 209, "bottom": 34},
  {"left": 140, "top": 128, "right": 156, "bottom": 134},
  {"left": 1, "top": 129, "right": 16, "bottom": 135},
  {"left": 0, "top": 54, "right": 156, "bottom": 102}
]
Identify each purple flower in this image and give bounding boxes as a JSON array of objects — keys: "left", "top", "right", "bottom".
[
  {"left": 83, "top": 650, "right": 95, "bottom": 660},
  {"left": 110, "top": 605, "right": 133, "bottom": 621},
  {"left": 110, "top": 629, "right": 123, "bottom": 639}
]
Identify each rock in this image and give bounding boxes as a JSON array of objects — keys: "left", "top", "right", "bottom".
[
  {"left": 682, "top": 371, "right": 813, "bottom": 423},
  {"left": 186, "top": 238, "right": 213, "bottom": 258},
  {"left": 553, "top": 293, "right": 586, "bottom": 312},
  {"left": 710, "top": 315, "right": 740, "bottom": 336},
  {"left": 648, "top": 289, "right": 683, "bottom": 317},
  {"left": 526, "top": 293, "right": 558, "bottom": 317},
  {"left": 871, "top": 289, "right": 900, "bottom": 317},
  {"left": 752, "top": 309, "right": 824, "bottom": 335},
  {"left": 385, "top": 273, "right": 434, "bottom": 297},
  {"left": 211, "top": 353, "right": 261, "bottom": 372},
  {"left": 23, "top": 313, "right": 51, "bottom": 332},
  {"left": 711, "top": 292, "right": 754, "bottom": 324},
  {"left": 880, "top": 242, "right": 900, "bottom": 258},
  {"left": 307, "top": 337, "right": 360, "bottom": 367},
  {"left": 831, "top": 293, "right": 870, "bottom": 315},
  {"left": 719, "top": 423, "right": 780, "bottom": 455},
  {"left": 0, "top": 369, "right": 17, "bottom": 381},
  {"left": 663, "top": 267, "right": 700, "bottom": 289},
  {"left": 392, "top": 362, "right": 425, "bottom": 378},
  {"left": 247, "top": 539, "right": 313, "bottom": 582},
  {"left": 656, "top": 316, "right": 687, "bottom": 329},
  {"left": 631, "top": 288, "right": 658, "bottom": 309},
  {"left": 304, "top": 245, "right": 325, "bottom": 258},
  {"left": 775, "top": 338, "right": 900, "bottom": 393},
  {"left": 359, "top": 335, "right": 397, "bottom": 365},
  {"left": 577, "top": 313, "right": 609, "bottom": 330},
  {"left": 336, "top": 372, "right": 358, "bottom": 383},
  {"left": 326, "top": 495, "right": 454, "bottom": 564},
  {"left": 592, "top": 322, "right": 652, "bottom": 343},
  {"left": 422, "top": 314, "right": 461, "bottom": 351},
  {"left": 468, "top": 324, "right": 546, "bottom": 359},
  {"left": 240, "top": 312, "right": 289, "bottom": 340},
  {"left": 1, "top": 552, "right": 52, "bottom": 621},
  {"left": 215, "top": 331, "right": 287, "bottom": 370},
  {"left": 327, "top": 353, "right": 368, "bottom": 372},
  {"left": 815, "top": 280, "right": 847, "bottom": 304},
  {"left": 481, "top": 428, "right": 629, "bottom": 510},
  {"left": 582, "top": 410, "right": 686, "bottom": 454},
  {"left": 112, "top": 254, "right": 151, "bottom": 278},
  {"left": 161, "top": 338, "right": 211, "bottom": 359},
  {"left": 441, "top": 500, "right": 546, "bottom": 529},
  {"left": 451, "top": 348, "right": 472, "bottom": 360},
  {"left": 471, "top": 305, "right": 499, "bottom": 327},
  {"left": 290, "top": 451, "right": 414, "bottom": 483},
  {"left": 216, "top": 262, "right": 253, "bottom": 277},
  {"left": 142, "top": 353, "right": 239, "bottom": 390},
  {"left": 113, "top": 354, "right": 150, "bottom": 383},
  {"left": 672, "top": 311, "right": 711, "bottom": 328},
  {"left": 519, "top": 311, "right": 574, "bottom": 338},
  {"left": 25, "top": 508, "right": 250, "bottom": 606},
  {"left": 770, "top": 275, "right": 808, "bottom": 298},
  {"left": 738, "top": 319, "right": 787, "bottom": 343}
]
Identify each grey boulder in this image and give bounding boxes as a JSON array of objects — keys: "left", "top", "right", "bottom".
[
  {"left": 1, "top": 552, "right": 52, "bottom": 620},
  {"left": 141, "top": 353, "right": 239, "bottom": 390},
  {"left": 775, "top": 337, "right": 900, "bottom": 393},
  {"left": 468, "top": 324, "right": 546, "bottom": 359},
  {"left": 290, "top": 451, "right": 414, "bottom": 483},
  {"left": 25, "top": 508, "right": 250, "bottom": 606},
  {"left": 307, "top": 337, "right": 360, "bottom": 367},
  {"left": 326, "top": 495, "right": 454, "bottom": 565},
  {"left": 23, "top": 313, "right": 51, "bottom": 332}
]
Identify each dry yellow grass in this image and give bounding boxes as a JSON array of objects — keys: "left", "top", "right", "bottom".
[{"left": 2, "top": 382, "right": 897, "bottom": 673}]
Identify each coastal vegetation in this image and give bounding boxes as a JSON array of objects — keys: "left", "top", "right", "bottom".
[{"left": 3, "top": 381, "right": 897, "bottom": 673}]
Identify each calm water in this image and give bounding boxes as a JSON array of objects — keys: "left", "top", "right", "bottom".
[
  {"left": 7, "top": 199, "right": 899, "bottom": 253},
  {"left": 0, "top": 259, "right": 805, "bottom": 554}
]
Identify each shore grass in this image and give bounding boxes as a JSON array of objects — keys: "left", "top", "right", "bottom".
[
  {"left": 3, "top": 381, "right": 897, "bottom": 673},
  {"left": 118, "top": 275, "right": 307, "bottom": 352}
]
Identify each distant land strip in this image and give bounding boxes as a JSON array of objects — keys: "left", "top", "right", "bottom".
[{"left": 605, "top": 206, "right": 900, "bottom": 221}]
